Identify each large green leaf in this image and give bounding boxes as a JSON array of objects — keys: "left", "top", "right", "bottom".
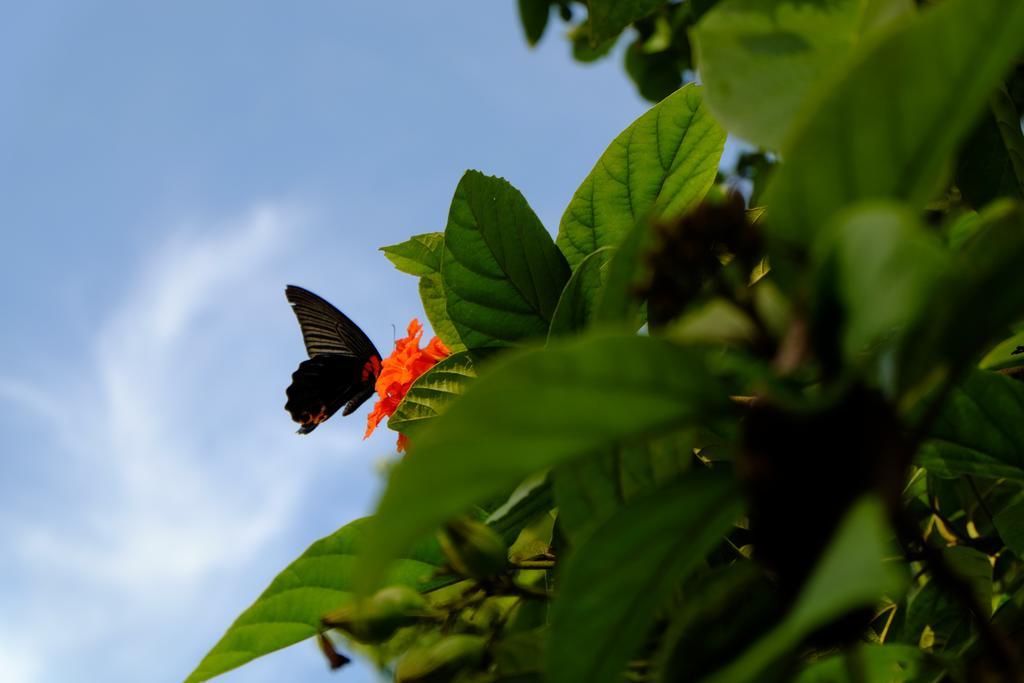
[
  {"left": 918, "top": 369, "right": 1024, "bottom": 480},
  {"left": 556, "top": 84, "right": 726, "bottom": 270},
  {"left": 388, "top": 351, "right": 486, "bottom": 437},
  {"left": 185, "top": 518, "right": 449, "bottom": 683},
  {"left": 552, "top": 434, "right": 692, "bottom": 543},
  {"left": 443, "top": 170, "right": 570, "bottom": 348},
  {"left": 764, "top": 0, "right": 1024, "bottom": 249},
  {"left": 900, "top": 547, "right": 989, "bottom": 653},
  {"left": 703, "top": 497, "right": 906, "bottom": 683},
  {"left": 693, "top": 0, "right": 912, "bottom": 151},
  {"left": 815, "top": 201, "right": 948, "bottom": 364},
  {"left": 588, "top": 0, "right": 669, "bottom": 45},
  {"left": 357, "top": 334, "right": 731, "bottom": 593},
  {"left": 547, "top": 247, "right": 613, "bottom": 339},
  {"left": 956, "top": 87, "right": 1024, "bottom": 208},
  {"left": 548, "top": 473, "right": 741, "bottom": 683}
]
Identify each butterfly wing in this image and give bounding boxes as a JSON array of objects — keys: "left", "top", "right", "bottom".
[{"left": 284, "top": 285, "right": 382, "bottom": 433}]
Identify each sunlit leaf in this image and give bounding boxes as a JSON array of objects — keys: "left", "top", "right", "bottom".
[{"left": 556, "top": 84, "right": 726, "bottom": 270}]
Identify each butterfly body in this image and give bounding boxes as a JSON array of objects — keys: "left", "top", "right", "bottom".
[{"left": 284, "top": 285, "right": 381, "bottom": 434}]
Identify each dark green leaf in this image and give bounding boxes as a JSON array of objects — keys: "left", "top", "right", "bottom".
[
  {"left": 548, "top": 472, "right": 742, "bottom": 683},
  {"left": 624, "top": 37, "right": 684, "bottom": 103},
  {"left": 381, "top": 232, "right": 445, "bottom": 277},
  {"left": 185, "top": 518, "right": 449, "bottom": 683},
  {"left": 588, "top": 0, "right": 669, "bottom": 45},
  {"left": 995, "top": 498, "right": 1024, "bottom": 558},
  {"left": 693, "top": 0, "right": 911, "bottom": 151},
  {"left": 547, "top": 247, "right": 613, "bottom": 339},
  {"left": 764, "top": 0, "right": 1024, "bottom": 249},
  {"left": 956, "top": 87, "right": 1024, "bottom": 209},
  {"left": 918, "top": 369, "right": 1024, "bottom": 480},
  {"left": 556, "top": 84, "right": 726, "bottom": 270},
  {"left": 443, "top": 170, "right": 570, "bottom": 348},
  {"left": 388, "top": 351, "right": 487, "bottom": 437},
  {"left": 901, "top": 547, "right": 989, "bottom": 653},
  {"left": 704, "top": 497, "right": 906, "bottom": 683},
  {"left": 518, "top": 0, "right": 551, "bottom": 46},
  {"left": 900, "top": 201, "right": 1024, "bottom": 388},
  {"left": 357, "top": 334, "right": 731, "bottom": 593}
]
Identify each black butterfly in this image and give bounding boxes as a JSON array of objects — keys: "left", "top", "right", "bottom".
[{"left": 284, "top": 285, "right": 381, "bottom": 434}]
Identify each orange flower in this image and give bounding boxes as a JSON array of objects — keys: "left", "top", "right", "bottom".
[{"left": 364, "top": 318, "right": 451, "bottom": 451}]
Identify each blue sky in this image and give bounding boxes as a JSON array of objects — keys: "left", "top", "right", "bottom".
[{"left": 0, "top": 3, "right": 669, "bottom": 681}]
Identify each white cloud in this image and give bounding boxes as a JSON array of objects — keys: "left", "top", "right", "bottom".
[{"left": 0, "top": 203, "right": 375, "bottom": 681}]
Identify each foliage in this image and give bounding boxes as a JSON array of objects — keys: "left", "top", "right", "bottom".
[{"left": 189, "top": 0, "right": 1024, "bottom": 681}]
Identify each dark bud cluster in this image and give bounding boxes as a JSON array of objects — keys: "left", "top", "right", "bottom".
[{"left": 636, "top": 191, "right": 761, "bottom": 329}]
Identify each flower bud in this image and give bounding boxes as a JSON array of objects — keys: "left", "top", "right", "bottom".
[
  {"left": 395, "top": 634, "right": 487, "bottom": 683},
  {"left": 437, "top": 518, "right": 508, "bottom": 580},
  {"left": 322, "top": 585, "right": 436, "bottom": 644}
]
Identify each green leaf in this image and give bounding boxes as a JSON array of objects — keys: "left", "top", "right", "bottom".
[
  {"left": 918, "top": 369, "right": 1024, "bottom": 480},
  {"left": 763, "top": 0, "right": 1024, "bottom": 249},
  {"left": 956, "top": 87, "right": 1024, "bottom": 208},
  {"left": 703, "top": 497, "right": 906, "bottom": 683},
  {"left": 185, "top": 518, "right": 449, "bottom": 683},
  {"left": 419, "top": 275, "right": 466, "bottom": 352},
  {"left": 485, "top": 472, "right": 554, "bottom": 545},
  {"left": 792, "top": 644, "right": 943, "bottom": 683},
  {"left": 388, "top": 351, "right": 487, "bottom": 437},
  {"left": 556, "top": 84, "right": 726, "bottom": 270},
  {"left": 381, "top": 232, "right": 445, "bottom": 277},
  {"left": 815, "top": 201, "right": 948, "bottom": 363},
  {"left": 518, "top": 0, "right": 551, "bottom": 46},
  {"left": 548, "top": 472, "right": 742, "bottom": 683},
  {"left": 443, "top": 170, "right": 571, "bottom": 348},
  {"left": 357, "top": 334, "right": 731, "bottom": 593},
  {"left": 547, "top": 247, "right": 613, "bottom": 339},
  {"left": 588, "top": 0, "right": 669, "bottom": 45},
  {"left": 694, "top": 0, "right": 910, "bottom": 151},
  {"left": 552, "top": 434, "right": 692, "bottom": 543},
  {"left": 591, "top": 215, "right": 652, "bottom": 328}
]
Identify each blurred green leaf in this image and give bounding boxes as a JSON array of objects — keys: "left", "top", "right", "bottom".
[
  {"left": 552, "top": 434, "right": 692, "bottom": 543},
  {"left": 556, "top": 84, "right": 726, "bottom": 269},
  {"left": 548, "top": 472, "right": 741, "bottom": 683},
  {"left": 815, "top": 201, "right": 948, "bottom": 364},
  {"left": 548, "top": 247, "right": 613, "bottom": 339},
  {"left": 693, "top": 0, "right": 911, "bottom": 151},
  {"left": 918, "top": 370, "right": 1024, "bottom": 480},
  {"left": 764, "top": 0, "right": 1024, "bottom": 249},
  {"left": 381, "top": 232, "right": 445, "bottom": 277},
  {"left": 792, "top": 644, "right": 943, "bottom": 683},
  {"left": 388, "top": 351, "right": 487, "bottom": 437},
  {"left": 624, "top": 37, "right": 684, "bottom": 103},
  {"left": 357, "top": 334, "right": 731, "bottom": 593},
  {"left": 956, "top": 87, "right": 1024, "bottom": 209},
  {"left": 588, "top": 0, "right": 669, "bottom": 45},
  {"left": 703, "top": 497, "right": 907, "bottom": 683},
  {"left": 185, "top": 518, "right": 449, "bottom": 683},
  {"left": 443, "top": 170, "right": 570, "bottom": 348},
  {"left": 518, "top": 0, "right": 551, "bottom": 46}
]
